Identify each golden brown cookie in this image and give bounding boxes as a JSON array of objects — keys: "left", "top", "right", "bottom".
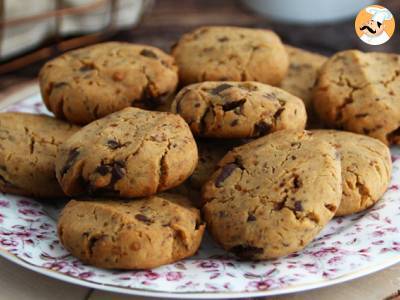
[
  {"left": 55, "top": 107, "right": 197, "bottom": 198},
  {"left": 280, "top": 45, "right": 327, "bottom": 127},
  {"left": 0, "top": 113, "right": 79, "bottom": 198},
  {"left": 202, "top": 130, "right": 342, "bottom": 260},
  {"left": 171, "top": 81, "right": 306, "bottom": 138},
  {"left": 313, "top": 50, "right": 400, "bottom": 144},
  {"left": 172, "top": 26, "right": 289, "bottom": 86},
  {"left": 58, "top": 193, "right": 205, "bottom": 269},
  {"left": 312, "top": 130, "right": 392, "bottom": 216},
  {"left": 39, "top": 42, "right": 178, "bottom": 125}
]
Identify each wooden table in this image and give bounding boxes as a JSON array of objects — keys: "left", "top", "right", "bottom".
[{"left": 0, "top": 1, "right": 399, "bottom": 299}]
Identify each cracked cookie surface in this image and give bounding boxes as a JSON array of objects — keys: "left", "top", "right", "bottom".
[
  {"left": 280, "top": 45, "right": 327, "bottom": 127},
  {"left": 171, "top": 81, "right": 306, "bottom": 138},
  {"left": 313, "top": 50, "right": 400, "bottom": 144},
  {"left": 171, "top": 26, "right": 288, "bottom": 85},
  {"left": 0, "top": 113, "right": 79, "bottom": 198},
  {"left": 312, "top": 130, "right": 392, "bottom": 216},
  {"left": 55, "top": 107, "right": 197, "bottom": 198},
  {"left": 57, "top": 193, "right": 205, "bottom": 269},
  {"left": 39, "top": 42, "right": 178, "bottom": 125},
  {"left": 202, "top": 130, "right": 342, "bottom": 260}
]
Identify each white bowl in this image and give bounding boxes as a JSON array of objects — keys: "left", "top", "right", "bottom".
[{"left": 243, "top": 0, "right": 375, "bottom": 24}]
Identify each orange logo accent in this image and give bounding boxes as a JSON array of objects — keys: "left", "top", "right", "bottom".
[{"left": 355, "top": 5, "right": 395, "bottom": 45}]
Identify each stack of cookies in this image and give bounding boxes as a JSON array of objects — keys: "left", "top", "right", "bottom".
[{"left": 0, "top": 26, "right": 395, "bottom": 268}]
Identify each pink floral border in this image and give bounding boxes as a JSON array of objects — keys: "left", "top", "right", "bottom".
[{"left": 0, "top": 94, "right": 399, "bottom": 295}]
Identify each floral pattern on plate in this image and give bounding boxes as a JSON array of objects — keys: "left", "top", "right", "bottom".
[{"left": 0, "top": 93, "right": 399, "bottom": 296}]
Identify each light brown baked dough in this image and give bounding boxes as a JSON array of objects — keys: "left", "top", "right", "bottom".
[
  {"left": 172, "top": 26, "right": 289, "bottom": 86},
  {"left": 55, "top": 107, "right": 198, "bottom": 198},
  {"left": 202, "top": 130, "right": 342, "bottom": 260},
  {"left": 171, "top": 81, "right": 306, "bottom": 138},
  {"left": 313, "top": 50, "right": 400, "bottom": 144},
  {"left": 312, "top": 130, "right": 392, "bottom": 216},
  {"left": 58, "top": 194, "right": 205, "bottom": 269},
  {"left": 39, "top": 42, "right": 178, "bottom": 125},
  {"left": 0, "top": 113, "right": 79, "bottom": 198}
]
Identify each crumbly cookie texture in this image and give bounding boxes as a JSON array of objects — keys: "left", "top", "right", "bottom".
[
  {"left": 55, "top": 107, "right": 198, "bottom": 198},
  {"left": 171, "top": 81, "right": 306, "bottom": 138},
  {"left": 0, "top": 113, "right": 79, "bottom": 198},
  {"left": 313, "top": 50, "right": 400, "bottom": 144},
  {"left": 202, "top": 130, "right": 342, "bottom": 260},
  {"left": 280, "top": 45, "right": 327, "bottom": 127},
  {"left": 172, "top": 26, "right": 289, "bottom": 85},
  {"left": 312, "top": 130, "right": 392, "bottom": 216},
  {"left": 57, "top": 194, "right": 205, "bottom": 269},
  {"left": 39, "top": 42, "right": 178, "bottom": 125}
]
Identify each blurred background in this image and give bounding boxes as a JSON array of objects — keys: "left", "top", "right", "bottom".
[{"left": 0, "top": 0, "right": 399, "bottom": 91}]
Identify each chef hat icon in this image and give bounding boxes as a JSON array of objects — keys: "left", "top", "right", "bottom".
[{"left": 366, "top": 6, "right": 393, "bottom": 24}]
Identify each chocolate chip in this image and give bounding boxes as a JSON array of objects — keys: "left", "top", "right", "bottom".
[
  {"left": 194, "top": 102, "right": 201, "bottom": 108},
  {"left": 293, "top": 176, "right": 302, "bottom": 189},
  {"left": 211, "top": 83, "right": 233, "bottom": 95},
  {"left": 111, "top": 161, "right": 125, "bottom": 182},
  {"left": 230, "top": 119, "right": 239, "bottom": 127},
  {"left": 222, "top": 99, "right": 246, "bottom": 111},
  {"left": 218, "top": 36, "right": 229, "bottom": 42},
  {"left": 96, "top": 165, "right": 110, "bottom": 176},
  {"left": 140, "top": 49, "right": 158, "bottom": 59},
  {"left": 107, "top": 140, "right": 121, "bottom": 149},
  {"left": 60, "top": 148, "right": 80, "bottom": 176},
  {"left": 135, "top": 214, "right": 153, "bottom": 224},
  {"left": 294, "top": 201, "right": 303, "bottom": 211},
  {"left": 230, "top": 245, "right": 263, "bottom": 259},
  {"left": 247, "top": 214, "right": 256, "bottom": 222},
  {"left": 79, "top": 65, "right": 94, "bottom": 72},
  {"left": 88, "top": 235, "right": 104, "bottom": 255},
  {"left": 254, "top": 121, "right": 271, "bottom": 136},
  {"left": 215, "top": 163, "right": 238, "bottom": 187},
  {"left": 274, "top": 201, "right": 285, "bottom": 210},
  {"left": 273, "top": 107, "right": 285, "bottom": 119}
]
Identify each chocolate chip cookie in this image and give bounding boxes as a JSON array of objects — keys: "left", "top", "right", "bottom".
[
  {"left": 39, "top": 42, "right": 178, "bottom": 125},
  {"left": 0, "top": 113, "right": 79, "bottom": 198},
  {"left": 171, "top": 81, "right": 306, "bottom": 138},
  {"left": 280, "top": 45, "right": 327, "bottom": 127},
  {"left": 55, "top": 107, "right": 197, "bottom": 198},
  {"left": 202, "top": 130, "right": 342, "bottom": 260},
  {"left": 172, "top": 26, "right": 289, "bottom": 85},
  {"left": 313, "top": 50, "right": 400, "bottom": 144},
  {"left": 312, "top": 130, "right": 392, "bottom": 216},
  {"left": 58, "top": 193, "right": 205, "bottom": 269}
]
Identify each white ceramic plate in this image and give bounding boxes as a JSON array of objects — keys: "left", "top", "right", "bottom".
[{"left": 0, "top": 85, "right": 400, "bottom": 299}]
